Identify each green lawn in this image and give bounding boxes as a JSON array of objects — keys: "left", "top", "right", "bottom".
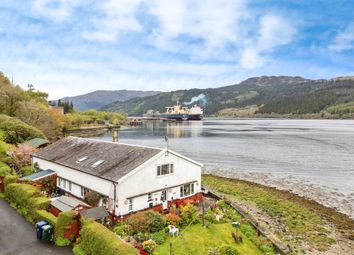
[
  {"left": 154, "top": 223, "right": 263, "bottom": 255},
  {"left": 202, "top": 175, "right": 340, "bottom": 253}
]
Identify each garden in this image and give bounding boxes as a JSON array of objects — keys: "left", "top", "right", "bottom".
[{"left": 111, "top": 200, "right": 275, "bottom": 255}]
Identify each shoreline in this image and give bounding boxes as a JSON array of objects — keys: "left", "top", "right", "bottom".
[
  {"left": 202, "top": 174, "right": 354, "bottom": 254},
  {"left": 204, "top": 168, "right": 354, "bottom": 220}
]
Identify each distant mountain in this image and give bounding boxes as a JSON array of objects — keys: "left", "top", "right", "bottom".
[
  {"left": 238, "top": 76, "right": 310, "bottom": 86},
  {"left": 100, "top": 76, "right": 354, "bottom": 118},
  {"left": 60, "top": 90, "right": 161, "bottom": 111}
]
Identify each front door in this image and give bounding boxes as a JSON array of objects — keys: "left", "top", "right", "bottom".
[
  {"left": 161, "top": 190, "right": 167, "bottom": 201},
  {"left": 161, "top": 190, "right": 168, "bottom": 210}
]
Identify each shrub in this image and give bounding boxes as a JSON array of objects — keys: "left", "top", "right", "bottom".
[
  {"left": 4, "top": 183, "right": 49, "bottom": 224},
  {"left": 216, "top": 200, "right": 229, "bottom": 209},
  {"left": 134, "top": 232, "right": 150, "bottom": 243},
  {"left": 34, "top": 209, "right": 58, "bottom": 227},
  {"left": 55, "top": 210, "right": 77, "bottom": 246},
  {"left": 205, "top": 208, "right": 217, "bottom": 223},
  {"left": 180, "top": 203, "right": 198, "bottom": 225},
  {"left": 219, "top": 244, "right": 239, "bottom": 255},
  {"left": 142, "top": 240, "right": 157, "bottom": 253},
  {"left": 0, "top": 130, "right": 5, "bottom": 141},
  {"left": 30, "top": 196, "right": 51, "bottom": 210},
  {"left": 19, "top": 166, "right": 35, "bottom": 177},
  {"left": 73, "top": 244, "right": 86, "bottom": 255},
  {"left": 150, "top": 230, "right": 166, "bottom": 245},
  {"left": 0, "top": 140, "right": 9, "bottom": 154},
  {"left": 0, "top": 114, "right": 46, "bottom": 144},
  {"left": 4, "top": 174, "right": 17, "bottom": 186},
  {"left": 166, "top": 213, "right": 181, "bottom": 226},
  {"left": 127, "top": 212, "right": 150, "bottom": 234},
  {"left": 145, "top": 210, "right": 166, "bottom": 233},
  {"left": 84, "top": 191, "right": 101, "bottom": 207},
  {"left": 80, "top": 219, "right": 139, "bottom": 255},
  {"left": 0, "top": 161, "right": 11, "bottom": 177},
  {"left": 5, "top": 183, "right": 39, "bottom": 208},
  {"left": 114, "top": 222, "right": 129, "bottom": 237},
  {"left": 128, "top": 210, "right": 166, "bottom": 234}
]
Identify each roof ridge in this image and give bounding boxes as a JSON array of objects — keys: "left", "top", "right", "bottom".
[{"left": 67, "top": 136, "right": 163, "bottom": 151}]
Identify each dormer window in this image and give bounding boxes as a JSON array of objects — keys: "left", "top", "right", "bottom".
[
  {"left": 76, "top": 156, "right": 88, "bottom": 163},
  {"left": 92, "top": 160, "right": 104, "bottom": 168}
]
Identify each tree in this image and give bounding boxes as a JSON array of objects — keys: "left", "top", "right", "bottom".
[{"left": 8, "top": 144, "right": 37, "bottom": 171}]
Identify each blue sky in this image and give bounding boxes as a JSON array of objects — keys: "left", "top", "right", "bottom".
[{"left": 0, "top": 0, "right": 354, "bottom": 99}]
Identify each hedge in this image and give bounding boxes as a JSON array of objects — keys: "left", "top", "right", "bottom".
[
  {"left": 30, "top": 196, "right": 51, "bottom": 210},
  {"left": 73, "top": 244, "right": 86, "bottom": 255},
  {"left": 34, "top": 209, "right": 58, "bottom": 227},
  {"left": 0, "top": 161, "right": 11, "bottom": 177},
  {"left": 79, "top": 219, "right": 139, "bottom": 255},
  {"left": 4, "top": 183, "right": 52, "bottom": 224},
  {"left": 5, "top": 183, "right": 39, "bottom": 207},
  {"left": 55, "top": 210, "right": 77, "bottom": 246},
  {"left": 4, "top": 174, "right": 17, "bottom": 186}
]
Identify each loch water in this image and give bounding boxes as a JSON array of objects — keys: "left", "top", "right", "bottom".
[{"left": 94, "top": 119, "right": 354, "bottom": 218}]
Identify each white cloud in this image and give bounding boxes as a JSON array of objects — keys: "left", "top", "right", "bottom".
[
  {"left": 240, "top": 14, "right": 296, "bottom": 69},
  {"left": 32, "top": 0, "right": 81, "bottom": 22},
  {"left": 329, "top": 22, "right": 354, "bottom": 52},
  {"left": 148, "top": 0, "right": 249, "bottom": 50},
  {"left": 82, "top": 0, "right": 142, "bottom": 42}
]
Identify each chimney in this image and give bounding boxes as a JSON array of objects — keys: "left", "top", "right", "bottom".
[{"left": 112, "top": 128, "right": 119, "bottom": 143}]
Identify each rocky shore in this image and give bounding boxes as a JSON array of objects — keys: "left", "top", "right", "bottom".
[{"left": 204, "top": 168, "right": 354, "bottom": 220}]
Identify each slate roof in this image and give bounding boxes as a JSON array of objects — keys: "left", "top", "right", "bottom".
[
  {"left": 80, "top": 206, "right": 109, "bottom": 220},
  {"left": 32, "top": 136, "right": 162, "bottom": 182},
  {"left": 51, "top": 196, "right": 89, "bottom": 212},
  {"left": 19, "top": 169, "right": 56, "bottom": 181}
]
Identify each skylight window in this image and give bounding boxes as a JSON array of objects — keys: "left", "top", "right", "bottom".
[
  {"left": 92, "top": 160, "right": 104, "bottom": 168},
  {"left": 76, "top": 156, "right": 88, "bottom": 163}
]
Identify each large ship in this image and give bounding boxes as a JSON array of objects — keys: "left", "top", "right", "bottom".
[{"left": 160, "top": 101, "right": 203, "bottom": 121}]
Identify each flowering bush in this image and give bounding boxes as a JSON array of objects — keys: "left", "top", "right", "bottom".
[
  {"left": 142, "top": 239, "right": 157, "bottom": 254},
  {"left": 180, "top": 203, "right": 198, "bottom": 225},
  {"left": 166, "top": 213, "right": 181, "bottom": 226}
]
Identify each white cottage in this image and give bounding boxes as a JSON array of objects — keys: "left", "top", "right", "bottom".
[{"left": 32, "top": 136, "right": 203, "bottom": 217}]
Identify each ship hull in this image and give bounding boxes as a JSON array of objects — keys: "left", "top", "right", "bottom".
[{"left": 160, "top": 114, "right": 203, "bottom": 121}]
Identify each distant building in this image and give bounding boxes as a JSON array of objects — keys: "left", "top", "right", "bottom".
[
  {"left": 50, "top": 106, "right": 64, "bottom": 115},
  {"left": 31, "top": 137, "right": 203, "bottom": 217}
]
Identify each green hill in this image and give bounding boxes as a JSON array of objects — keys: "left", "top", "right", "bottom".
[{"left": 100, "top": 76, "right": 354, "bottom": 118}]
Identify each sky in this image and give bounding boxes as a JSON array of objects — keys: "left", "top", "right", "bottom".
[{"left": 0, "top": 1, "right": 354, "bottom": 99}]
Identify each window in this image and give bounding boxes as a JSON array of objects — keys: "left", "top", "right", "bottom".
[
  {"left": 76, "top": 156, "right": 88, "bottom": 163},
  {"left": 128, "top": 199, "right": 133, "bottom": 211},
  {"left": 92, "top": 160, "right": 104, "bottom": 168},
  {"left": 180, "top": 183, "right": 194, "bottom": 197},
  {"left": 157, "top": 164, "right": 174, "bottom": 176},
  {"left": 68, "top": 181, "right": 72, "bottom": 191},
  {"left": 81, "top": 187, "right": 90, "bottom": 197}
]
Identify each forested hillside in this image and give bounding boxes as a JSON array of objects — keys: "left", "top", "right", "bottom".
[
  {"left": 60, "top": 90, "right": 161, "bottom": 111},
  {"left": 101, "top": 76, "right": 354, "bottom": 118}
]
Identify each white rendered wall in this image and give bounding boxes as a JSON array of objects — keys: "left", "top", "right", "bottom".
[
  {"left": 32, "top": 157, "right": 115, "bottom": 198},
  {"left": 116, "top": 151, "right": 202, "bottom": 215}
]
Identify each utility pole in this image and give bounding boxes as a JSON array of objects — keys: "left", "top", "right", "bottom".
[{"left": 202, "top": 201, "right": 205, "bottom": 226}]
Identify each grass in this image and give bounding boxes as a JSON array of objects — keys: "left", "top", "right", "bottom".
[
  {"left": 202, "top": 175, "right": 348, "bottom": 253},
  {"left": 154, "top": 223, "right": 263, "bottom": 255}
]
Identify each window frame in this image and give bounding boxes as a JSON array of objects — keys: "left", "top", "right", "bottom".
[
  {"left": 180, "top": 183, "right": 195, "bottom": 197},
  {"left": 157, "top": 164, "right": 174, "bottom": 176}
]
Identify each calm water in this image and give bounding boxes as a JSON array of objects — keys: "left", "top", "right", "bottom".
[{"left": 95, "top": 119, "right": 354, "bottom": 216}]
